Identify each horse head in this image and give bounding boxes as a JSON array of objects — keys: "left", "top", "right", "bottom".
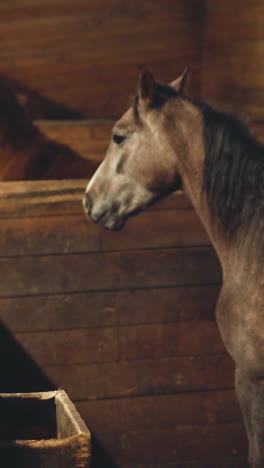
[{"left": 83, "top": 69, "right": 190, "bottom": 230}]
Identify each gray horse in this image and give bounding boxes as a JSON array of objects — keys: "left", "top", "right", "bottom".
[{"left": 83, "top": 69, "right": 264, "bottom": 467}]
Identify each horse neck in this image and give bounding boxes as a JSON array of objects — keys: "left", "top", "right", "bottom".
[
  {"left": 163, "top": 108, "right": 234, "bottom": 272},
  {"left": 181, "top": 158, "right": 262, "bottom": 286}
]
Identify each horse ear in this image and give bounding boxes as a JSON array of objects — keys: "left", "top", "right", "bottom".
[
  {"left": 170, "top": 67, "right": 189, "bottom": 93},
  {"left": 138, "top": 69, "right": 156, "bottom": 107}
]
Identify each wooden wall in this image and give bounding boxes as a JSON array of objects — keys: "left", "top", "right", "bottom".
[
  {"left": 1, "top": 2, "right": 264, "bottom": 466},
  {"left": 202, "top": 0, "right": 264, "bottom": 119},
  {"left": 0, "top": 0, "right": 204, "bottom": 118},
  {"left": 0, "top": 180, "right": 247, "bottom": 467},
  {"left": 1, "top": 0, "right": 264, "bottom": 120}
]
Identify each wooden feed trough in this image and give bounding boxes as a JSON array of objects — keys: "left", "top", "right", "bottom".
[{"left": 0, "top": 390, "right": 90, "bottom": 468}]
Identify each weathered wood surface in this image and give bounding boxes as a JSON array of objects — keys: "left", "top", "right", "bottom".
[
  {"left": 45, "top": 354, "right": 234, "bottom": 401},
  {"left": 0, "top": 391, "right": 90, "bottom": 468},
  {"left": 14, "top": 321, "right": 225, "bottom": 368},
  {"left": 0, "top": 180, "right": 246, "bottom": 467},
  {"left": 37, "top": 120, "right": 112, "bottom": 162},
  {"left": 0, "top": 0, "right": 203, "bottom": 118},
  {"left": 202, "top": 0, "right": 264, "bottom": 119},
  {"left": 0, "top": 285, "right": 220, "bottom": 332}
]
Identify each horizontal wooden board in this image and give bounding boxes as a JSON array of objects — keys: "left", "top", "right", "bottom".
[
  {"left": 118, "top": 321, "right": 225, "bottom": 362},
  {"left": 116, "top": 424, "right": 247, "bottom": 465},
  {"left": 37, "top": 120, "right": 112, "bottom": 162},
  {"left": 0, "top": 0, "right": 203, "bottom": 117},
  {"left": 76, "top": 389, "right": 243, "bottom": 434},
  {"left": 90, "top": 424, "right": 247, "bottom": 466},
  {"left": 14, "top": 321, "right": 225, "bottom": 367},
  {"left": 0, "top": 284, "right": 220, "bottom": 333},
  {"left": 0, "top": 209, "right": 210, "bottom": 257},
  {"left": 202, "top": 1, "right": 264, "bottom": 118},
  {"left": 0, "top": 247, "right": 221, "bottom": 297},
  {"left": 80, "top": 390, "right": 247, "bottom": 468},
  {"left": 45, "top": 354, "right": 235, "bottom": 400},
  {"left": 0, "top": 180, "right": 191, "bottom": 218}
]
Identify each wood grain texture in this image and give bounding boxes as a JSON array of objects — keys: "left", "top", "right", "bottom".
[
  {"left": 0, "top": 284, "right": 220, "bottom": 333},
  {"left": 0, "top": 210, "right": 210, "bottom": 257},
  {"left": 37, "top": 121, "right": 112, "bottom": 162},
  {"left": 45, "top": 354, "right": 234, "bottom": 400},
  {"left": 202, "top": 0, "right": 264, "bottom": 118},
  {"left": 0, "top": 179, "right": 244, "bottom": 467},
  {"left": 0, "top": 0, "right": 203, "bottom": 117},
  {"left": 0, "top": 180, "right": 190, "bottom": 218},
  {"left": 117, "top": 424, "right": 247, "bottom": 465},
  {"left": 0, "top": 247, "right": 220, "bottom": 297},
  {"left": 76, "top": 389, "right": 242, "bottom": 433},
  {"left": 13, "top": 321, "right": 224, "bottom": 368}
]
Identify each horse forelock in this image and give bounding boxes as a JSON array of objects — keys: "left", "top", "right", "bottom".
[{"left": 201, "top": 104, "right": 264, "bottom": 244}]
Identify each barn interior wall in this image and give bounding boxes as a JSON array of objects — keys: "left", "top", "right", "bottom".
[
  {"left": 0, "top": 0, "right": 204, "bottom": 119},
  {"left": 1, "top": 1, "right": 263, "bottom": 120},
  {"left": 0, "top": 1, "right": 263, "bottom": 467},
  {"left": 202, "top": 0, "right": 264, "bottom": 119}
]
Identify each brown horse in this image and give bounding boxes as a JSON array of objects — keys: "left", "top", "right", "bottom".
[
  {"left": 0, "top": 79, "right": 96, "bottom": 180},
  {"left": 83, "top": 69, "right": 264, "bottom": 467}
]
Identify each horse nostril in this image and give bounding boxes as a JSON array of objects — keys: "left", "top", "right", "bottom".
[{"left": 83, "top": 192, "right": 93, "bottom": 216}]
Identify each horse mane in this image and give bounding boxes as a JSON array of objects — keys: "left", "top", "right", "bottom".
[{"left": 201, "top": 103, "right": 264, "bottom": 240}]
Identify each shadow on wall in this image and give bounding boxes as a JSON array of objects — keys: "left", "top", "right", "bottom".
[
  {"left": 0, "top": 321, "right": 55, "bottom": 393},
  {"left": 0, "top": 74, "right": 99, "bottom": 181},
  {"left": 0, "top": 321, "right": 119, "bottom": 467},
  {"left": 0, "top": 74, "right": 81, "bottom": 120},
  {"left": 91, "top": 436, "right": 119, "bottom": 468}
]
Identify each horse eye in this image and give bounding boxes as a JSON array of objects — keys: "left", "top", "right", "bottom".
[{"left": 113, "top": 134, "right": 126, "bottom": 145}]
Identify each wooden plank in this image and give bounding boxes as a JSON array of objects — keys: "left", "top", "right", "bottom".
[
  {"left": 76, "top": 389, "right": 242, "bottom": 434},
  {"left": 13, "top": 321, "right": 224, "bottom": 367},
  {"left": 45, "top": 354, "right": 235, "bottom": 400},
  {"left": 202, "top": 1, "right": 264, "bottom": 119},
  {"left": 118, "top": 424, "right": 247, "bottom": 465},
  {"left": 100, "top": 209, "right": 210, "bottom": 251},
  {"left": 118, "top": 321, "right": 225, "bottom": 361},
  {"left": 37, "top": 120, "right": 112, "bottom": 162},
  {"left": 0, "top": 214, "right": 100, "bottom": 256},
  {"left": 0, "top": 0, "right": 203, "bottom": 117},
  {"left": 94, "top": 424, "right": 246, "bottom": 466},
  {"left": 0, "top": 209, "right": 210, "bottom": 257},
  {"left": 0, "top": 247, "right": 221, "bottom": 296},
  {"left": 0, "top": 180, "right": 191, "bottom": 218},
  {"left": 15, "top": 328, "right": 118, "bottom": 367},
  {"left": 79, "top": 390, "right": 246, "bottom": 467},
  {"left": 0, "top": 284, "right": 220, "bottom": 333}
]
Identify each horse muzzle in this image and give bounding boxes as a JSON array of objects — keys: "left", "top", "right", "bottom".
[{"left": 83, "top": 193, "right": 125, "bottom": 230}]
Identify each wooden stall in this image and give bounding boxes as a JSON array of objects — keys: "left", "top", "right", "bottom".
[
  {"left": 0, "top": 0, "right": 263, "bottom": 466},
  {"left": 0, "top": 179, "right": 247, "bottom": 467}
]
